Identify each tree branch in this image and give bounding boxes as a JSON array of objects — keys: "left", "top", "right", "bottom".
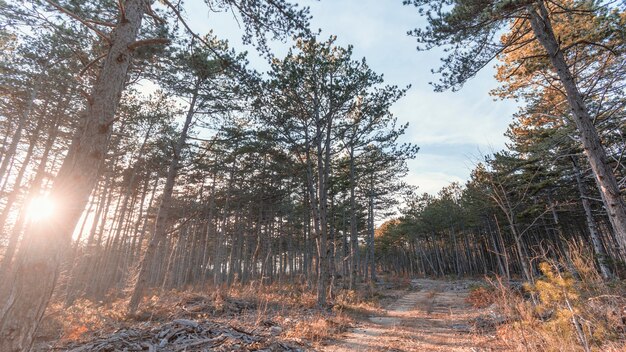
[
  {"left": 117, "top": 0, "right": 126, "bottom": 21},
  {"left": 84, "top": 18, "right": 116, "bottom": 27},
  {"left": 79, "top": 52, "right": 107, "bottom": 76},
  {"left": 561, "top": 40, "right": 617, "bottom": 56},
  {"left": 45, "top": 0, "right": 111, "bottom": 43},
  {"left": 127, "top": 38, "right": 171, "bottom": 50},
  {"left": 146, "top": 2, "right": 166, "bottom": 25},
  {"left": 159, "top": 0, "right": 247, "bottom": 77}
]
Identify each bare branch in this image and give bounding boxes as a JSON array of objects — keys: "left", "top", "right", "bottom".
[{"left": 79, "top": 52, "right": 107, "bottom": 76}]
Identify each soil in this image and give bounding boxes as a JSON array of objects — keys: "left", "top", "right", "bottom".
[{"left": 322, "top": 279, "right": 506, "bottom": 352}]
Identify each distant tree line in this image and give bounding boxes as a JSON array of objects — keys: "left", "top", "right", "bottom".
[{"left": 378, "top": 0, "right": 625, "bottom": 281}]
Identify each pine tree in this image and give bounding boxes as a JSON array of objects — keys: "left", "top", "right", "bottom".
[{"left": 404, "top": 0, "right": 626, "bottom": 258}]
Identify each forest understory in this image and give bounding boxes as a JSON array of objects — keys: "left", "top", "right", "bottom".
[
  {"left": 2, "top": 0, "right": 626, "bottom": 351},
  {"left": 32, "top": 273, "right": 626, "bottom": 351},
  {"left": 33, "top": 276, "right": 399, "bottom": 351},
  {"left": 31, "top": 277, "right": 504, "bottom": 351}
]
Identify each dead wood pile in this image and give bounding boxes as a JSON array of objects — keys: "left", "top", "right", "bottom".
[{"left": 61, "top": 318, "right": 307, "bottom": 352}]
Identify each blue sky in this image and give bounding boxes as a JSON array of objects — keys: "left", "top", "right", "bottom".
[{"left": 186, "top": 0, "right": 519, "bottom": 195}]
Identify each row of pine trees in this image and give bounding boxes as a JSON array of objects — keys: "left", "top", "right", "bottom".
[
  {"left": 378, "top": 0, "right": 625, "bottom": 282},
  {"left": 0, "top": 1, "right": 415, "bottom": 350}
]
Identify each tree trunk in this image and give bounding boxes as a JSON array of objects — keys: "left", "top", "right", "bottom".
[
  {"left": 349, "top": 146, "right": 359, "bottom": 289},
  {"left": 314, "top": 116, "right": 330, "bottom": 306},
  {"left": 0, "top": 80, "right": 38, "bottom": 185},
  {"left": 528, "top": 2, "right": 626, "bottom": 259},
  {"left": 128, "top": 84, "right": 198, "bottom": 314},
  {"left": 2, "top": 111, "right": 63, "bottom": 258},
  {"left": 0, "top": 115, "right": 45, "bottom": 258},
  {"left": 571, "top": 156, "right": 613, "bottom": 279},
  {"left": 486, "top": 218, "right": 508, "bottom": 280},
  {"left": 0, "top": 3, "right": 148, "bottom": 350},
  {"left": 509, "top": 218, "right": 532, "bottom": 282},
  {"left": 368, "top": 191, "right": 376, "bottom": 282}
]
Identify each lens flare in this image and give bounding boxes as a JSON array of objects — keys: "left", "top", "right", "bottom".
[{"left": 27, "top": 196, "right": 55, "bottom": 222}]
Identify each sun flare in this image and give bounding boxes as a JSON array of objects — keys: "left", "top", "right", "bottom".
[{"left": 27, "top": 196, "right": 55, "bottom": 222}]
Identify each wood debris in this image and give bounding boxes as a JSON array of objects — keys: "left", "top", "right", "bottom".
[{"left": 60, "top": 318, "right": 308, "bottom": 352}]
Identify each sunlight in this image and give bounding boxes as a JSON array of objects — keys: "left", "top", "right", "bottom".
[{"left": 26, "top": 196, "right": 55, "bottom": 222}]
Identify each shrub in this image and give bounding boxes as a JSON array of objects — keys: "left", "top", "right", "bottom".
[
  {"left": 493, "top": 255, "right": 626, "bottom": 352},
  {"left": 466, "top": 284, "right": 496, "bottom": 308}
]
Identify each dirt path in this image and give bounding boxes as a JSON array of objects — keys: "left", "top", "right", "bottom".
[{"left": 323, "top": 279, "right": 504, "bottom": 352}]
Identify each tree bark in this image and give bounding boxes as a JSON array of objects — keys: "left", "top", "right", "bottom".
[
  {"left": 348, "top": 146, "right": 359, "bottom": 289},
  {"left": 0, "top": 2, "right": 148, "bottom": 350},
  {"left": 368, "top": 191, "right": 376, "bottom": 282},
  {"left": 528, "top": 1, "right": 626, "bottom": 259},
  {"left": 571, "top": 156, "right": 613, "bottom": 279}
]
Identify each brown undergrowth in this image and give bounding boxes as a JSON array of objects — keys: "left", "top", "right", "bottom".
[
  {"left": 466, "top": 283, "right": 497, "bottom": 308},
  {"left": 34, "top": 279, "right": 398, "bottom": 351},
  {"left": 490, "top": 242, "right": 626, "bottom": 352}
]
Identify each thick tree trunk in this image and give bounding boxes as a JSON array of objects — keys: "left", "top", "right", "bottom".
[
  {"left": 303, "top": 123, "right": 324, "bottom": 303},
  {"left": 528, "top": 2, "right": 626, "bottom": 259},
  {"left": 0, "top": 2, "right": 147, "bottom": 350}
]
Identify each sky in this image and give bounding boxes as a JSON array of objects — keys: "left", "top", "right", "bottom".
[{"left": 186, "top": 0, "right": 519, "bottom": 195}]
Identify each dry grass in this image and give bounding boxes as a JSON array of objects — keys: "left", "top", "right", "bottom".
[
  {"left": 35, "top": 281, "right": 391, "bottom": 350},
  {"left": 37, "top": 299, "right": 128, "bottom": 344},
  {"left": 466, "top": 284, "right": 496, "bottom": 308},
  {"left": 332, "top": 287, "right": 385, "bottom": 318},
  {"left": 490, "top": 242, "right": 626, "bottom": 352},
  {"left": 284, "top": 313, "right": 352, "bottom": 343}
]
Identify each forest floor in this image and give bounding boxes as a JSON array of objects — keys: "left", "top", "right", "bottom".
[
  {"left": 34, "top": 278, "right": 508, "bottom": 351},
  {"left": 322, "top": 278, "right": 506, "bottom": 352}
]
